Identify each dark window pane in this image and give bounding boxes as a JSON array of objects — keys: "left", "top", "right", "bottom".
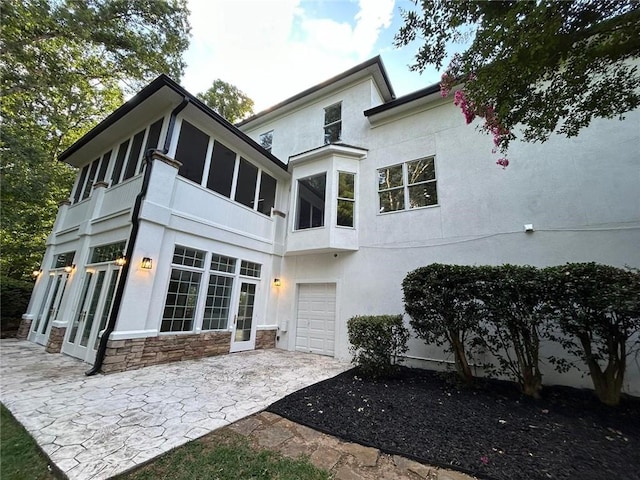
[
  {"left": 408, "top": 182, "right": 438, "bottom": 208},
  {"left": 259, "top": 131, "right": 273, "bottom": 152},
  {"left": 140, "top": 119, "right": 164, "bottom": 174},
  {"left": 234, "top": 158, "right": 258, "bottom": 208},
  {"left": 73, "top": 165, "right": 89, "bottom": 203},
  {"left": 175, "top": 120, "right": 209, "bottom": 185},
  {"left": 324, "top": 123, "right": 341, "bottom": 144},
  {"left": 379, "top": 188, "right": 404, "bottom": 213},
  {"left": 324, "top": 103, "right": 341, "bottom": 125},
  {"left": 407, "top": 158, "right": 435, "bottom": 184},
  {"left": 337, "top": 199, "right": 354, "bottom": 227},
  {"left": 81, "top": 158, "right": 100, "bottom": 200},
  {"left": 257, "top": 172, "right": 276, "bottom": 216},
  {"left": 207, "top": 140, "right": 236, "bottom": 197},
  {"left": 378, "top": 165, "right": 403, "bottom": 190},
  {"left": 338, "top": 172, "right": 354, "bottom": 199},
  {"left": 296, "top": 173, "right": 326, "bottom": 230},
  {"left": 123, "top": 130, "right": 145, "bottom": 180},
  {"left": 111, "top": 139, "right": 130, "bottom": 185},
  {"left": 96, "top": 151, "right": 112, "bottom": 182}
]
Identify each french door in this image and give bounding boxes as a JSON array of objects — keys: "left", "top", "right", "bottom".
[
  {"left": 65, "top": 265, "right": 120, "bottom": 363},
  {"left": 229, "top": 281, "right": 258, "bottom": 352},
  {"left": 30, "top": 271, "right": 69, "bottom": 345}
]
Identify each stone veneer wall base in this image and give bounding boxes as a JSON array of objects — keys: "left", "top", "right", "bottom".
[
  {"left": 45, "top": 326, "right": 66, "bottom": 353},
  {"left": 15, "top": 319, "right": 33, "bottom": 340},
  {"left": 102, "top": 331, "right": 232, "bottom": 373},
  {"left": 255, "top": 329, "right": 277, "bottom": 350}
]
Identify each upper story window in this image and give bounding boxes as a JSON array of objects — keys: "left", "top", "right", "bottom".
[
  {"left": 259, "top": 130, "right": 273, "bottom": 152},
  {"left": 337, "top": 172, "right": 355, "bottom": 227},
  {"left": 378, "top": 157, "right": 438, "bottom": 213},
  {"left": 296, "top": 173, "right": 326, "bottom": 230},
  {"left": 174, "top": 120, "right": 210, "bottom": 185},
  {"left": 90, "top": 241, "right": 126, "bottom": 264},
  {"left": 52, "top": 251, "right": 75, "bottom": 269},
  {"left": 324, "top": 102, "right": 341, "bottom": 144}
]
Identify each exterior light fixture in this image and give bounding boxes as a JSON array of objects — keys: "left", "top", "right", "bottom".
[
  {"left": 64, "top": 264, "right": 75, "bottom": 273},
  {"left": 140, "top": 257, "right": 153, "bottom": 270},
  {"left": 115, "top": 253, "right": 127, "bottom": 266},
  {"left": 273, "top": 278, "right": 281, "bottom": 287},
  {"left": 32, "top": 269, "right": 42, "bottom": 278}
]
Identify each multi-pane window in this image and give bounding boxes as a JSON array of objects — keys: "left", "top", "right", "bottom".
[
  {"left": 210, "top": 253, "right": 236, "bottom": 273},
  {"left": 52, "top": 251, "right": 75, "bottom": 268},
  {"left": 240, "top": 260, "right": 261, "bottom": 278},
  {"left": 203, "top": 274, "right": 233, "bottom": 330},
  {"left": 259, "top": 130, "right": 273, "bottom": 152},
  {"left": 90, "top": 241, "right": 126, "bottom": 263},
  {"left": 378, "top": 157, "right": 437, "bottom": 213},
  {"left": 161, "top": 246, "right": 206, "bottom": 332},
  {"left": 324, "top": 102, "right": 342, "bottom": 144},
  {"left": 296, "top": 173, "right": 326, "bottom": 230},
  {"left": 337, "top": 172, "right": 355, "bottom": 227},
  {"left": 172, "top": 245, "right": 205, "bottom": 268}
]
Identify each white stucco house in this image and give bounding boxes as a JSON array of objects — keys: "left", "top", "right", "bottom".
[{"left": 19, "top": 57, "right": 640, "bottom": 393}]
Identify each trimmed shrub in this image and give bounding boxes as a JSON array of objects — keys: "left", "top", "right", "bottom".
[
  {"left": 543, "top": 263, "right": 640, "bottom": 406},
  {"left": 347, "top": 315, "right": 409, "bottom": 378},
  {"left": 474, "top": 265, "right": 546, "bottom": 398},
  {"left": 1, "top": 276, "right": 33, "bottom": 336},
  {"left": 403, "top": 264, "right": 485, "bottom": 383}
]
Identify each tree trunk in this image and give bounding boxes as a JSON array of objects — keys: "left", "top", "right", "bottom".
[
  {"left": 449, "top": 331, "right": 473, "bottom": 383},
  {"left": 579, "top": 335, "right": 624, "bottom": 406}
]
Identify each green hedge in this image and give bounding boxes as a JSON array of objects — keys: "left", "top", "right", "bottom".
[
  {"left": 1, "top": 276, "right": 33, "bottom": 336},
  {"left": 347, "top": 315, "right": 409, "bottom": 378},
  {"left": 402, "top": 263, "right": 640, "bottom": 405}
]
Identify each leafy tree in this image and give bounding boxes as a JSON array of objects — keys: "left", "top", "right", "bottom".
[
  {"left": 403, "top": 264, "right": 485, "bottom": 383},
  {"left": 197, "top": 79, "right": 255, "bottom": 123},
  {"left": 395, "top": 1, "right": 640, "bottom": 158},
  {"left": 0, "top": 0, "right": 191, "bottom": 280},
  {"left": 543, "top": 263, "right": 640, "bottom": 406},
  {"left": 474, "top": 265, "right": 546, "bottom": 398}
]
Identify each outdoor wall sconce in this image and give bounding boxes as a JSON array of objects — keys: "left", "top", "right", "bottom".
[
  {"left": 273, "top": 278, "right": 282, "bottom": 287},
  {"left": 64, "top": 264, "right": 75, "bottom": 273},
  {"left": 115, "top": 254, "right": 127, "bottom": 266},
  {"left": 32, "top": 269, "right": 42, "bottom": 278},
  {"left": 140, "top": 257, "right": 153, "bottom": 270}
]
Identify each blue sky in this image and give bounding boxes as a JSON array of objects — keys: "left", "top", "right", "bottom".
[{"left": 182, "top": 0, "right": 453, "bottom": 112}]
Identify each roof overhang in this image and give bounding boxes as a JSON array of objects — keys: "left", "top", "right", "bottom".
[
  {"left": 58, "top": 75, "right": 288, "bottom": 171},
  {"left": 364, "top": 83, "right": 448, "bottom": 125},
  {"left": 288, "top": 143, "right": 368, "bottom": 167}
]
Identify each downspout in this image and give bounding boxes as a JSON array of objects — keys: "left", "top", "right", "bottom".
[{"left": 86, "top": 96, "right": 189, "bottom": 375}]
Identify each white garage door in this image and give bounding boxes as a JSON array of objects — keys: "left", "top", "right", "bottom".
[{"left": 296, "top": 283, "right": 336, "bottom": 356}]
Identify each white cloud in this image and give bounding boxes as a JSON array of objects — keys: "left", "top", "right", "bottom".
[{"left": 183, "top": 0, "right": 396, "bottom": 112}]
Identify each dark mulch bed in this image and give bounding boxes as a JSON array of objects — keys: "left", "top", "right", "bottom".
[{"left": 267, "top": 367, "right": 640, "bottom": 480}]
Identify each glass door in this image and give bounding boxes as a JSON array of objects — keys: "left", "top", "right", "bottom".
[
  {"left": 31, "top": 272, "right": 68, "bottom": 345},
  {"left": 65, "top": 265, "right": 119, "bottom": 363},
  {"left": 229, "top": 281, "right": 258, "bottom": 352}
]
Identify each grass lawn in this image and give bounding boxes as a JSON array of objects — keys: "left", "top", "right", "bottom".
[
  {"left": 0, "top": 404, "right": 59, "bottom": 480},
  {"left": 1, "top": 403, "right": 329, "bottom": 480},
  {"left": 116, "top": 430, "right": 329, "bottom": 480}
]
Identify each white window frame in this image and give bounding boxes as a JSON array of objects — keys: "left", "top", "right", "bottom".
[
  {"left": 323, "top": 102, "right": 342, "bottom": 144},
  {"left": 378, "top": 156, "right": 438, "bottom": 214}
]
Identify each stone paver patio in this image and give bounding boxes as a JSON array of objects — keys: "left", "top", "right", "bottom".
[{"left": 0, "top": 339, "right": 349, "bottom": 480}]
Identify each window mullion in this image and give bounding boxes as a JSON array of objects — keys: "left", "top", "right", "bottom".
[{"left": 403, "top": 162, "right": 409, "bottom": 211}]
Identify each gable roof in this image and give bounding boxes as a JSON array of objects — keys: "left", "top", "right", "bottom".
[
  {"left": 237, "top": 56, "right": 395, "bottom": 129},
  {"left": 58, "top": 75, "right": 288, "bottom": 171}
]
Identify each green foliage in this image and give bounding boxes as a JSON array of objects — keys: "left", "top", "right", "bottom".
[
  {"left": 347, "top": 315, "right": 409, "bottom": 378},
  {"left": 543, "top": 263, "right": 640, "bottom": 406},
  {"left": 121, "top": 430, "right": 329, "bottom": 480},
  {"left": 0, "top": 0, "right": 191, "bottom": 281},
  {"left": 197, "top": 79, "right": 255, "bottom": 123},
  {"left": 395, "top": 1, "right": 640, "bottom": 150},
  {"left": 1, "top": 404, "right": 59, "bottom": 479},
  {"left": 473, "top": 265, "right": 546, "bottom": 398},
  {"left": 1, "top": 276, "right": 34, "bottom": 320},
  {"left": 402, "top": 264, "right": 484, "bottom": 383}
]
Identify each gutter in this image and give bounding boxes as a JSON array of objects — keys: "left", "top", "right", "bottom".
[{"left": 86, "top": 96, "right": 189, "bottom": 375}]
